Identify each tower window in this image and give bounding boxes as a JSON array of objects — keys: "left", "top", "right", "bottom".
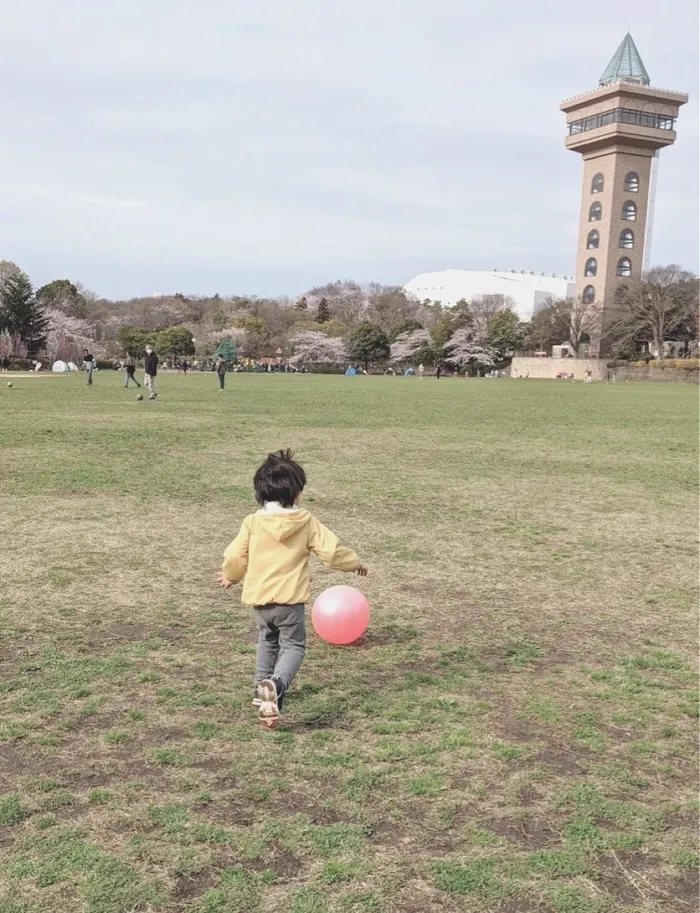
[
  {"left": 591, "top": 173, "right": 604, "bottom": 193},
  {"left": 622, "top": 201, "right": 637, "bottom": 221},
  {"left": 584, "top": 258, "right": 597, "bottom": 277},
  {"left": 587, "top": 230, "right": 600, "bottom": 249},
  {"left": 582, "top": 285, "right": 595, "bottom": 303},
  {"left": 624, "top": 172, "right": 639, "bottom": 192},
  {"left": 617, "top": 258, "right": 632, "bottom": 277},
  {"left": 619, "top": 230, "right": 634, "bottom": 249},
  {"left": 589, "top": 202, "right": 602, "bottom": 221}
]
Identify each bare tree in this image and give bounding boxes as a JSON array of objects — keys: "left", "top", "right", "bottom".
[
  {"left": 469, "top": 294, "right": 516, "bottom": 343},
  {"left": 609, "top": 265, "right": 698, "bottom": 361},
  {"left": 365, "top": 285, "right": 425, "bottom": 332},
  {"left": 0, "top": 260, "right": 23, "bottom": 290},
  {"left": 541, "top": 296, "right": 597, "bottom": 356}
]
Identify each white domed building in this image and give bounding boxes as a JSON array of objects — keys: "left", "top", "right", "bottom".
[{"left": 403, "top": 269, "right": 575, "bottom": 322}]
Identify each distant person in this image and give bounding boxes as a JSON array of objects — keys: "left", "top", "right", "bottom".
[
  {"left": 83, "top": 349, "right": 95, "bottom": 385},
  {"left": 418, "top": 363, "right": 425, "bottom": 379},
  {"left": 144, "top": 346, "right": 158, "bottom": 399},
  {"left": 216, "top": 356, "right": 227, "bottom": 391},
  {"left": 436, "top": 364, "right": 442, "bottom": 379},
  {"left": 123, "top": 351, "right": 141, "bottom": 389},
  {"left": 182, "top": 360, "right": 189, "bottom": 375},
  {"left": 1, "top": 355, "right": 9, "bottom": 373}
]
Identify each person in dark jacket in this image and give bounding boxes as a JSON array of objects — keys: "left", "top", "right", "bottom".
[
  {"left": 144, "top": 346, "right": 158, "bottom": 399},
  {"left": 124, "top": 351, "right": 141, "bottom": 388},
  {"left": 216, "top": 356, "right": 227, "bottom": 391},
  {"left": 83, "top": 349, "right": 95, "bottom": 385}
]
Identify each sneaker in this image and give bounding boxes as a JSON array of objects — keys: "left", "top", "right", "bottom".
[{"left": 257, "top": 679, "right": 282, "bottom": 730}]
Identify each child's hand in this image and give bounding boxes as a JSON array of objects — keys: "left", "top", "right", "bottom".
[
  {"left": 355, "top": 563, "right": 369, "bottom": 577},
  {"left": 216, "top": 572, "right": 233, "bottom": 590}
]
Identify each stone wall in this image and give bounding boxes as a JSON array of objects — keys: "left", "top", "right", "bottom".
[
  {"left": 511, "top": 357, "right": 607, "bottom": 380},
  {"left": 510, "top": 357, "right": 699, "bottom": 383},
  {"left": 613, "top": 365, "right": 699, "bottom": 384}
]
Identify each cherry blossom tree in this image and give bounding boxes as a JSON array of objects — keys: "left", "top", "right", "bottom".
[
  {"left": 389, "top": 328, "right": 432, "bottom": 363},
  {"left": 289, "top": 331, "right": 347, "bottom": 366},
  {"left": 0, "top": 331, "right": 27, "bottom": 358},
  {"left": 45, "top": 309, "right": 104, "bottom": 362},
  {"left": 444, "top": 327, "right": 499, "bottom": 367}
]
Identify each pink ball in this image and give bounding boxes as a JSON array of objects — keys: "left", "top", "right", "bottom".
[{"left": 311, "top": 585, "right": 370, "bottom": 645}]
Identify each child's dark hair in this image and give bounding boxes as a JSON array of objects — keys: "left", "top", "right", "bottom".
[{"left": 253, "top": 449, "right": 306, "bottom": 507}]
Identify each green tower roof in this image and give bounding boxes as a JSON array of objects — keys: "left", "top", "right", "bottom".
[{"left": 599, "top": 33, "right": 650, "bottom": 87}]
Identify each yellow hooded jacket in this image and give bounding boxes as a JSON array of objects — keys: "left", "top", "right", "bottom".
[{"left": 221, "top": 507, "right": 359, "bottom": 606}]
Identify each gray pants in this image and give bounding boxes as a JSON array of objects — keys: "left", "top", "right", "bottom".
[{"left": 253, "top": 604, "right": 306, "bottom": 691}]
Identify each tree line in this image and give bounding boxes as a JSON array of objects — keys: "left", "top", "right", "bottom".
[{"left": 0, "top": 259, "right": 696, "bottom": 368}]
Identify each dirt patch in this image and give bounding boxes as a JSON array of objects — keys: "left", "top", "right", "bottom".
[
  {"left": 493, "top": 716, "right": 542, "bottom": 745},
  {"left": 100, "top": 621, "right": 150, "bottom": 643},
  {"left": 532, "top": 747, "right": 590, "bottom": 775},
  {"left": 265, "top": 790, "right": 345, "bottom": 825},
  {"left": 0, "top": 743, "right": 27, "bottom": 787},
  {"left": 173, "top": 870, "right": 219, "bottom": 900},
  {"left": 250, "top": 843, "right": 301, "bottom": 879},
  {"left": 488, "top": 816, "right": 559, "bottom": 849},
  {"left": 596, "top": 852, "right": 698, "bottom": 908},
  {"left": 202, "top": 802, "right": 255, "bottom": 828}
]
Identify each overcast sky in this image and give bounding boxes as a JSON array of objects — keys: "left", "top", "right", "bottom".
[{"left": 1, "top": 0, "right": 697, "bottom": 299}]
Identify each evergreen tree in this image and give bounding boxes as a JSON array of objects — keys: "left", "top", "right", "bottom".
[
  {"left": 0, "top": 272, "right": 47, "bottom": 357},
  {"left": 316, "top": 297, "right": 330, "bottom": 323},
  {"left": 214, "top": 337, "right": 238, "bottom": 365},
  {"left": 348, "top": 322, "right": 390, "bottom": 371},
  {"left": 294, "top": 296, "right": 308, "bottom": 312},
  {"left": 486, "top": 309, "right": 525, "bottom": 353}
]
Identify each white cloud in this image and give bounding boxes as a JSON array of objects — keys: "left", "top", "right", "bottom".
[{"left": 0, "top": 0, "right": 696, "bottom": 297}]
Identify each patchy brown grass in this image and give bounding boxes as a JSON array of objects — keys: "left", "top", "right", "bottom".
[{"left": 0, "top": 373, "right": 697, "bottom": 913}]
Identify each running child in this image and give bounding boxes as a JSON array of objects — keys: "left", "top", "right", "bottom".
[{"left": 217, "top": 449, "right": 367, "bottom": 729}]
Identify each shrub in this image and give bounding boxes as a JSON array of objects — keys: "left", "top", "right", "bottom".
[{"left": 5, "top": 357, "right": 33, "bottom": 371}]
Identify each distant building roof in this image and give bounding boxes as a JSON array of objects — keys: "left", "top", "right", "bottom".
[
  {"left": 599, "top": 33, "right": 650, "bottom": 87},
  {"left": 403, "top": 269, "right": 575, "bottom": 322}
]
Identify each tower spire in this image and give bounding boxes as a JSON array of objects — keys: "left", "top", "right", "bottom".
[{"left": 599, "top": 33, "right": 650, "bottom": 86}]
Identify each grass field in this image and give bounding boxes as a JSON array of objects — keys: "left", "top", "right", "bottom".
[{"left": 0, "top": 371, "right": 697, "bottom": 913}]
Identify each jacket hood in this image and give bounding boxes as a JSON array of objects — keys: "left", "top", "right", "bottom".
[{"left": 253, "top": 508, "right": 312, "bottom": 542}]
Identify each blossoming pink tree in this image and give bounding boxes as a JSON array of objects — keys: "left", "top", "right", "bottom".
[
  {"left": 389, "top": 329, "right": 432, "bottom": 364},
  {"left": 45, "top": 309, "right": 105, "bottom": 363},
  {"left": 444, "top": 328, "right": 499, "bottom": 368},
  {"left": 289, "top": 331, "right": 347, "bottom": 366}
]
